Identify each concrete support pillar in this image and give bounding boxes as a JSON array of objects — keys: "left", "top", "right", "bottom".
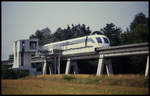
[
  {"left": 72, "top": 61, "right": 79, "bottom": 74},
  {"left": 42, "top": 57, "right": 47, "bottom": 75},
  {"left": 145, "top": 55, "right": 149, "bottom": 77},
  {"left": 54, "top": 57, "right": 57, "bottom": 74},
  {"left": 57, "top": 56, "right": 60, "bottom": 74},
  {"left": 105, "top": 59, "right": 113, "bottom": 76},
  {"left": 48, "top": 63, "right": 53, "bottom": 75},
  {"left": 96, "top": 55, "right": 104, "bottom": 76},
  {"left": 48, "top": 65, "right": 51, "bottom": 75},
  {"left": 97, "top": 54, "right": 113, "bottom": 76},
  {"left": 65, "top": 58, "right": 71, "bottom": 74}
]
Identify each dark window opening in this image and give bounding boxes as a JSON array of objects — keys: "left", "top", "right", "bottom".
[
  {"left": 21, "top": 41, "right": 25, "bottom": 66},
  {"left": 30, "top": 41, "right": 37, "bottom": 49}
]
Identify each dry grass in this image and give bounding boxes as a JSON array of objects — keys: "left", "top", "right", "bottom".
[{"left": 1, "top": 74, "right": 149, "bottom": 95}]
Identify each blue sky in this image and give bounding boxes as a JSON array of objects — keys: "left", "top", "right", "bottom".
[{"left": 2, "top": 1, "right": 149, "bottom": 60}]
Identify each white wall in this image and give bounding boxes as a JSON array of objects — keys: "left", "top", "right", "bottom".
[{"left": 12, "top": 39, "right": 39, "bottom": 75}]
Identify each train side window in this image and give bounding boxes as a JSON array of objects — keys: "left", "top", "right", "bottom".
[
  {"left": 70, "top": 39, "right": 85, "bottom": 45},
  {"left": 96, "top": 37, "right": 102, "bottom": 43},
  {"left": 103, "top": 37, "right": 109, "bottom": 43},
  {"left": 88, "top": 38, "right": 95, "bottom": 43}
]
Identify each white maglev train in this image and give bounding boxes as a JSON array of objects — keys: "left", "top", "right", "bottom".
[{"left": 43, "top": 34, "right": 110, "bottom": 55}]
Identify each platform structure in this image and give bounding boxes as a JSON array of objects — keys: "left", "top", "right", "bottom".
[{"left": 12, "top": 39, "right": 39, "bottom": 75}]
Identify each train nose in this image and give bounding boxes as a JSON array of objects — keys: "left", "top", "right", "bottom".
[{"left": 102, "top": 44, "right": 110, "bottom": 48}]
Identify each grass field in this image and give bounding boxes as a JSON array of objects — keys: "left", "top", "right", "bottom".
[{"left": 1, "top": 74, "right": 149, "bottom": 95}]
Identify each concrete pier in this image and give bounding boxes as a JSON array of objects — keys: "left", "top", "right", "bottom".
[
  {"left": 105, "top": 59, "right": 113, "bottom": 76},
  {"left": 42, "top": 57, "right": 47, "bottom": 75},
  {"left": 96, "top": 55, "right": 104, "bottom": 75},
  {"left": 65, "top": 58, "right": 79, "bottom": 74},
  {"left": 145, "top": 55, "right": 149, "bottom": 77},
  {"left": 97, "top": 55, "right": 113, "bottom": 76},
  {"left": 65, "top": 58, "right": 71, "bottom": 74},
  {"left": 72, "top": 61, "right": 79, "bottom": 74}
]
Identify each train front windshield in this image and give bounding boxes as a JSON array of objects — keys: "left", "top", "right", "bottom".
[
  {"left": 96, "top": 37, "right": 110, "bottom": 44},
  {"left": 96, "top": 37, "right": 102, "bottom": 43},
  {"left": 103, "top": 37, "right": 109, "bottom": 43}
]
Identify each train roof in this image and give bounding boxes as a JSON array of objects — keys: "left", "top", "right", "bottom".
[{"left": 44, "top": 34, "right": 107, "bottom": 46}]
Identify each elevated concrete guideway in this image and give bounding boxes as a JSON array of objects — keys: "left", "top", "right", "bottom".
[
  {"left": 95, "top": 42, "right": 148, "bottom": 57},
  {"left": 32, "top": 42, "right": 148, "bottom": 62},
  {"left": 32, "top": 42, "right": 149, "bottom": 76},
  {"left": 95, "top": 42, "right": 149, "bottom": 76},
  {"left": 2, "top": 42, "right": 149, "bottom": 76}
]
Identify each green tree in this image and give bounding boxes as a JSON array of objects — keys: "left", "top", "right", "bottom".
[
  {"left": 120, "top": 28, "right": 130, "bottom": 45},
  {"left": 29, "top": 27, "right": 52, "bottom": 45},
  {"left": 127, "top": 12, "right": 149, "bottom": 44},
  {"left": 53, "top": 24, "right": 92, "bottom": 42},
  {"left": 130, "top": 12, "right": 147, "bottom": 30},
  {"left": 100, "top": 23, "right": 122, "bottom": 46},
  {"left": 127, "top": 12, "right": 149, "bottom": 74},
  {"left": 128, "top": 24, "right": 148, "bottom": 43},
  {"left": 117, "top": 12, "right": 149, "bottom": 74},
  {"left": 121, "top": 12, "right": 148, "bottom": 44}
]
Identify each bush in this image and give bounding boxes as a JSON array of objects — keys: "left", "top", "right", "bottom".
[
  {"left": 13, "top": 69, "right": 29, "bottom": 79},
  {"left": 62, "top": 75, "right": 76, "bottom": 81},
  {"left": 1, "top": 68, "right": 29, "bottom": 79},
  {"left": 77, "top": 78, "right": 100, "bottom": 84},
  {"left": 1, "top": 69, "right": 14, "bottom": 79}
]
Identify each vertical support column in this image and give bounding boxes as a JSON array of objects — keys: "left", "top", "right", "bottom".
[
  {"left": 48, "top": 64, "right": 51, "bottom": 75},
  {"left": 105, "top": 59, "right": 113, "bottom": 76},
  {"left": 145, "top": 55, "right": 149, "bottom": 77},
  {"left": 48, "top": 63, "right": 53, "bottom": 75},
  {"left": 57, "top": 55, "right": 60, "bottom": 74},
  {"left": 42, "top": 57, "right": 47, "bottom": 75},
  {"left": 54, "top": 56, "right": 57, "bottom": 74},
  {"left": 96, "top": 55, "right": 104, "bottom": 76},
  {"left": 65, "top": 58, "right": 71, "bottom": 74},
  {"left": 72, "top": 61, "right": 79, "bottom": 74}
]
